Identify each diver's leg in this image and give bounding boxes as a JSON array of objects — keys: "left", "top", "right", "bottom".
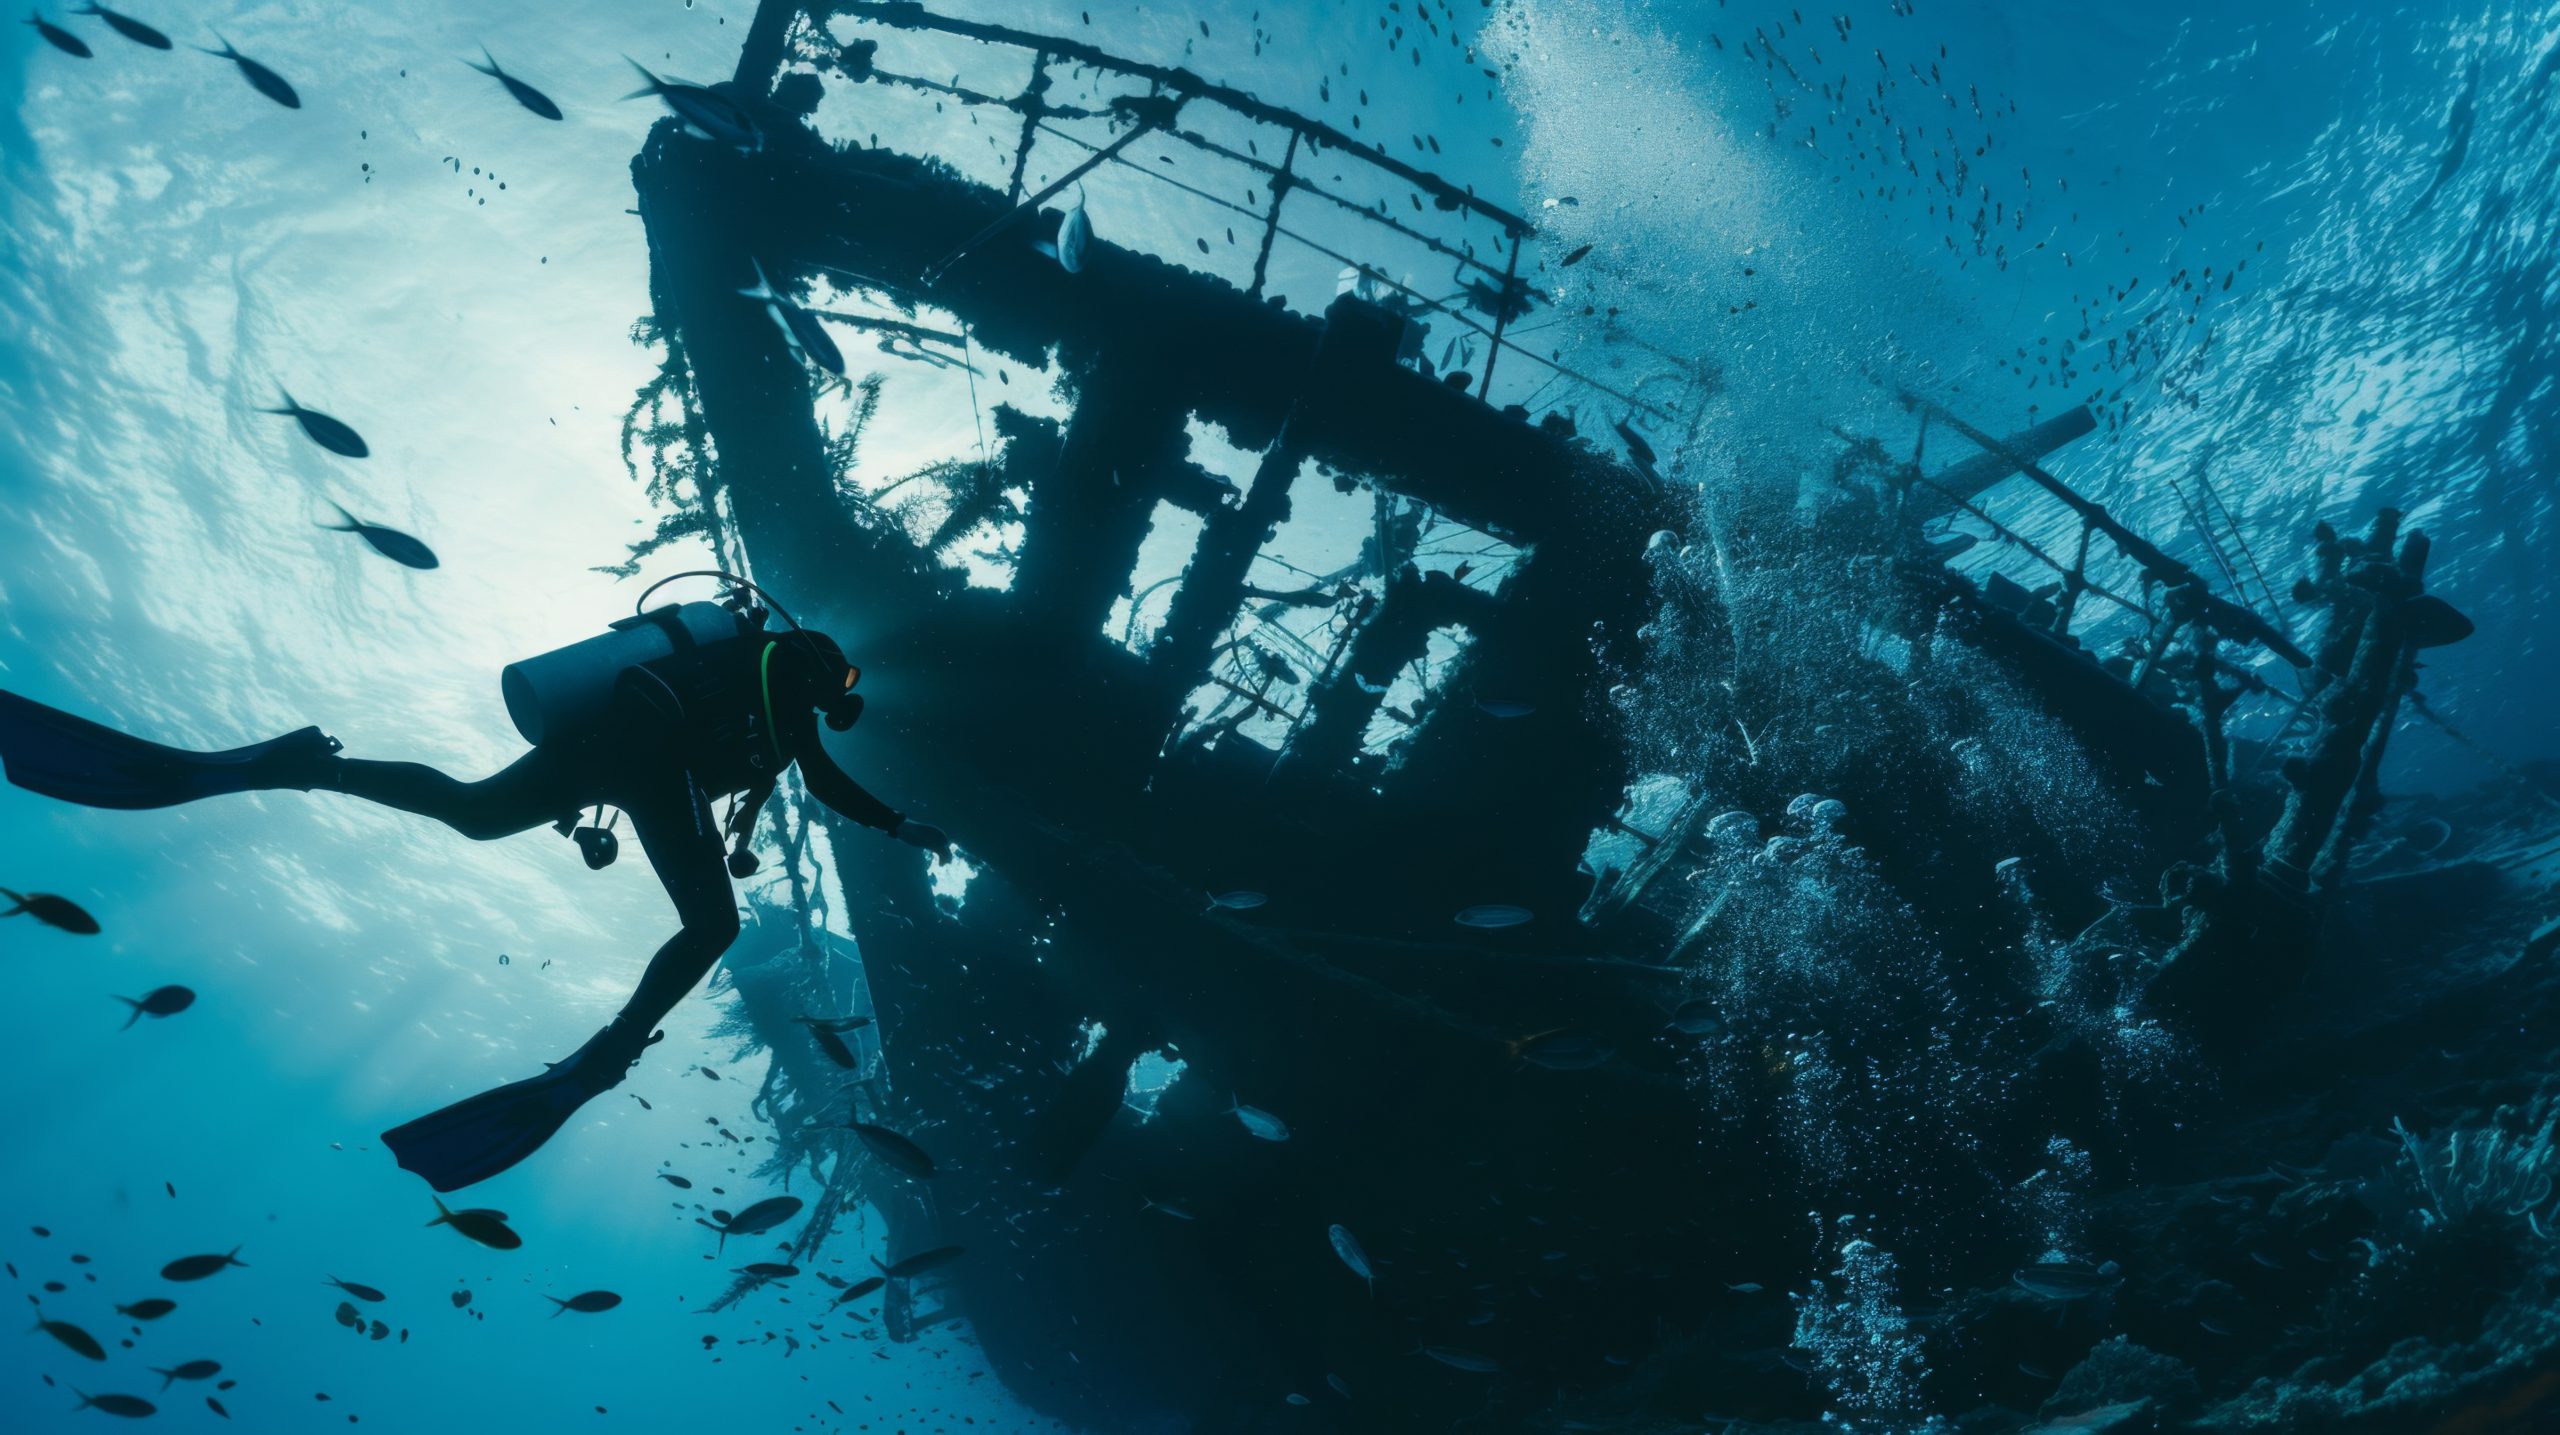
[
  {"left": 607, "top": 768, "right": 743, "bottom": 1036},
  {"left": 320, "top": 746, "right": 580, "bottom": 840},
  {"left": 378, "top": 764, "right": 732, "bottom": 1193}
]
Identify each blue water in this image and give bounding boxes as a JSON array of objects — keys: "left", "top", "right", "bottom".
[{"left": 2, "top": 0, "right": 2553, "bottom": 1430}]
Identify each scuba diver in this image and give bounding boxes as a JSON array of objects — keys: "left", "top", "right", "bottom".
[{"left": 0, "top": 573, "right": 947, "bottom": 1192}]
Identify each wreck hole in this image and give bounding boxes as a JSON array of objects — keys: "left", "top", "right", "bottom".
[{"left": 1120, "top": 1049, "right": 1188, "bottom": 1124}]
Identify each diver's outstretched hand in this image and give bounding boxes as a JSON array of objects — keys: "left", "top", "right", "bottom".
[{"left": 893, "top": 819, "right": 952, "bottom": 864}]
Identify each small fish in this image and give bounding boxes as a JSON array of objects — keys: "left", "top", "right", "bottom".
[
  {"left": 449, "top": 1290, "right": 471, "bottom": 1308},
  {"left": 2, "top": 888, "right": 99, "bottom": 933},
  {"left": 199, "top": 33, "right": 298, "bottom": 109},
  {"left": 324, "top": 1277, "right": 385, "bottom": 1302},
  {"left": 150, "top": 1360, "right": 219, "bottom": 1390},
  {"left": 262, "top": 388, "right": 367, "bottom": 457},
  {"left": 159, "top": 1247, "right": 245, "bottom": 1281},
  {"left": 320, "top": 502, "right": 439, "bottom": 571},
  {"left": 1326, "top": 1374, "right": 1351, "bottom": 1399},
  {"left": 1228, "top": 1095, "right": 1290, "bottom": 1142},
  {"left": 1516, "top": 1029, "right": 1614, "bottom": 1071},
  {"left": 805, "top": 1024, "right": 858, "bottom": 1067},
  {"left": 1208, "top": 890, "right": 1268, "bottom": 911},
  {"left": 1285, "top": 1392, "right": 1310, "bottom": 1406},
  {"left": 797, "top": 1014, "right": 874, "bottom": 1034},
  {"left": 1474, "top": 699, "right": 1534, "bottom": 718},
  {"left": 737, "top": 1262, "right": 797, "bottom": 1280},
  {"left": 849, "top": 1123, "right": 936, "bottom": 1180},
  {"left": 114, "top": 1299, "right": 176, "bottom": 1321},
  {"left": 1668, "top": 1000, "right": 1724, "bottom": 1037},
  {"left": 658, "top": 1172, "right": 692, "bottom": 1189},
  {"left": 631, "top": 1093, "right": 652, "bottom": 1110},
  {"left": 623, "top": 59, "right": 761, "bottom": 152},
  {"left": 116, "top": 985, "right": 195, "bottom": 1029},
  {"left": 1725, "top": 1281, "right": 1763, "bottom": 1293},
  {"left": 545, "top": 1290, "right": 621, "bottom": 1316},
  {"left": 75, "top": 3, "right": 167, "bottom": 49},
  {"left": 1612, "top": 418, "right": 1657, "bottom": 472},
  {"left": 464, "top": 45, "right": 560, "bottom": 120},
  {"left": 705, "top": 1195, "right": 802, "bottom": 1253},
  {"left": 333, "top": 1301, "right": 359, "bottom": 1328},
  {"left": 1559, "top": 242, "right": 1592, "bottom": 266},
  {"left": 2011, "top": 1260, "right": 2120, "bottom": 1302},
  {"left": 1419, "top": 1345, "right": 1500, "bottom": 1373},
  {"left": 427, "top": 1199, "right": 521, "bottom": 1251},
  {"left": 26, "top": 10, "right": 90, "bottom": 57},
  {"left": 36, "top": 1318, "right": 107, "bottom": 1360},
  {"left": 1455, "top": 904, "right": 1533, "bottom": 929},
  {"left": 1053, "top": 196, "right": 1093, "bottom": 274},
  {"left": 700, "top": 1066, "right": 721, "bottom": 1081},
  {"left": 738, "top": 260, "right": 846, "bottom": 376},
  {"left": 1328, "top": 1224, "right": 1374, "bottom": 1293},
  {"left": 206, "top": 1395, "right": 229, "bottom": 1419},
  {"left": 873, "top": 1245, "right": 964, "bottom": 1280},
  {"left": 1141, "top": 1198, "right": 1195, "bottom": 1221},
  {"left": 71, "top": 1390, "right": 156, "bottom": 1418},
  {"left": 830, "top": 1275, "right": 885, "bottom": 1306}
]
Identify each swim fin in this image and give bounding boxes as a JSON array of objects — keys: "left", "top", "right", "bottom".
[
  {"left": 0, "top": 691, "right": 340, "bottom": 810},
  {"left": 382, "top": 1022, "right": 664, "bottom": 1192}
]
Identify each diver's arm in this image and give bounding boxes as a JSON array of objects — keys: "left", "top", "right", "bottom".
[{"left": 780, "top": 707, "right": 950, "bottom": 860}]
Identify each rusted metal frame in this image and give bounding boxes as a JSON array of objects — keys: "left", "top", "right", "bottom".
[
  {"left": 1247, "top": 131, "right": 1299, "bottom": 298},
  {"left": 836, "top": 1, "right": 1531, "bottom": 235},
  {"left": 1024, "top": 123, "right": 1674, "bottom": 424},
  {"left": 1004, "top": 53, "right": 1050, "bottom": 202},
  {"left": 1913, "top": 476, "right": 2153, "bottom": 623},
  {"left": 922, "top": 113, "right": 1170, "bottom": 285},
  {"left": 805, "top": 308, "right": 966, "bottom": 347},
  {"left": 1161, "top": 122, "right": 1523, "bottom": 286},
  {"left": 1908, "top": 394, "right": 2312, "bottom": 666},
  {"left": 864, "top": 64, "right": 1111, "bottom": 122},
  {"left": 1477, "top": 233, "right": 1523, "bottom": 397}
]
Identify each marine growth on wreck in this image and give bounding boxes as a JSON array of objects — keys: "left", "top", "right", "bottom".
[{"left": 4, "top": 2, "right": 2558, "bottom": 1433}]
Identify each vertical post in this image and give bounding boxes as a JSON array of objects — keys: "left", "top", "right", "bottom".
[
  {"left": 1478, "top": 232, "right": 1523, "bottom": 399},
  {"left": 1005, "top": 53, "right": 1050, "bottom": 204},
  {"left": 1247, "top": 132, "right": 1300, "bottom": 299},
  {"left": 2052, "top": 522, "right": 2093, "bottom": 635}
]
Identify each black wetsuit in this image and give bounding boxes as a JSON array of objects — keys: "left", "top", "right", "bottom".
[{"left": 320, "top": 635, "right": 902, "bottom": 1038}]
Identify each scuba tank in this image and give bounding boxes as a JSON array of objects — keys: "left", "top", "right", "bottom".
[{"left": 500, "top": 601, "right": 749, "bottom": 746}]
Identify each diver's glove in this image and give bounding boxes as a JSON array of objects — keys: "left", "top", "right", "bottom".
[{"left": 892, "top": 818, "right": 952, "bottom": 863}]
